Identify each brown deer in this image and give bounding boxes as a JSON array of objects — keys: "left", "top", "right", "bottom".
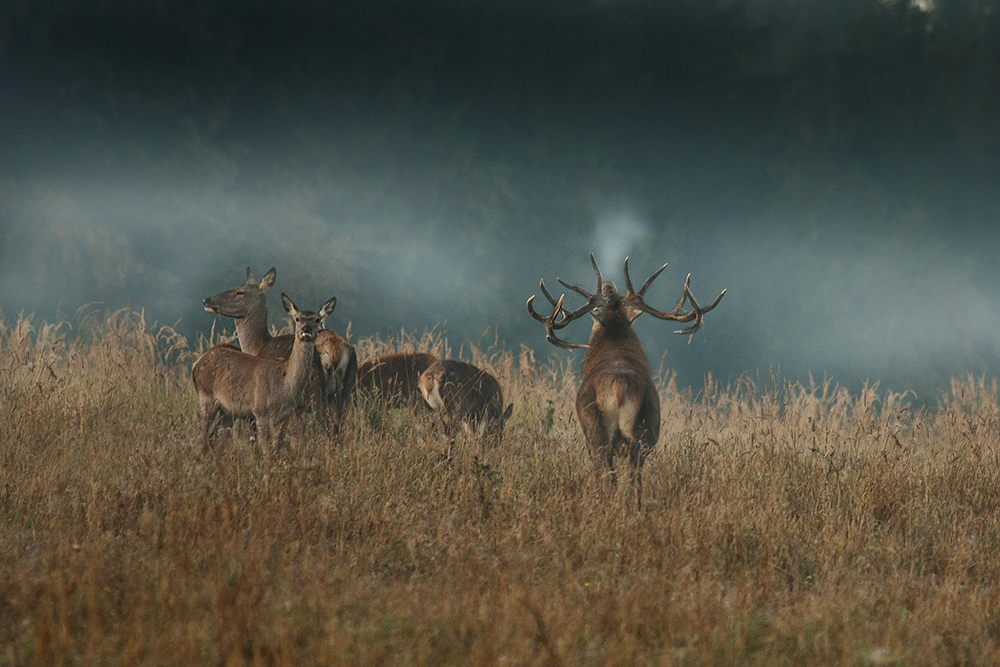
[
  {"left": 528, "top": 252, "right": 725, "bottom": 508},
  {"left": 419, "top": 359, "right": 513, "bottom": 453},
  {"left": 193, "top": 293, "right": 337, "bottom": 454},
  {"left": 202, "top": 267, "right": 357, "bottom": 430},
  {"left": 356, "top": 352, "right": 438, "bottom": 409}
]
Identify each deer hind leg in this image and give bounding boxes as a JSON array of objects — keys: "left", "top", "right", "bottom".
[
  {"left": 628, "top": 425, "right": 655, "bottom": 511},
  {"left": 583, "top": 417, "right": 617, "bottom": 497}
]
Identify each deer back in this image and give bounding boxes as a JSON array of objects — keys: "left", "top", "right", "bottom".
[
  {"left": 420, "top": 360, "right": 512, "bottom": 436},
  {"left": 575, "top": 289, "right": 660, "bottom": 445},
  {"left": 193, "top": 342, "right": 314, "bottom": 424},
  {"left": 357, "top": 352, "right": 437, "bottom": 406}
]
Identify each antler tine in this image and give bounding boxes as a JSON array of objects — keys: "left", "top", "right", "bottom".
[
  {"left": 673, "top": 279, "right": 727, "bottom": 338},
  {"left": 636, "top": 260, "right": 670, "bottom": 297},
  {"left": 590, "top": 251, "right": 603, "bottom": 294},
  {"left": 532, "top": 283, "right": 599, "bottom": 329},
  {"left": 555, "top": 252, "right": 603, "bottom": 296},
  {"left": 539, "top": 278, "right": 589, "bottom": 328},
  {"left": 526, "top": 294, "right": 589, "bottom": 350},
  {"left": 556, "top": 277, "right": 593, "bottom": 299},
  {"left": 675, "top": 273, "right": 692, "bottom": 312},
  {"left": 538, "top": 279, "right": 561, "bottom": 308},
  {"left": 700, "top": 286, "right": 727, "bottom": 314},
  {"left": 625, "top": 270, "right": 689, "bottom": 322},
  {"left": 624, "top": 256, "right": 670, "bottom": 298},
  {"left": 527, "top": 252, "right": 609, "bottom": 350},
  {"left": 673, "top": 285, "right": 704, "bottom": 337}
]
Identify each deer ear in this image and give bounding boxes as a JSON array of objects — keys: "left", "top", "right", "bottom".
[
  {"left": 281, "top": 292, "right": 296, "bottom": 315},
  {"left": 260, "top": 268, "right": 276, "bottom": 291},
  {"left": 320, "top": 297, "right": 337, "bottom": 319},
  {"left": 246, "top": 266, "right": 255, "bottom": 284},
  {"left": 626, "top": 306, "right": 644, "bottom": 323},
  {"left": 591, "top": 307, "right": 612, "bottom": 326}
]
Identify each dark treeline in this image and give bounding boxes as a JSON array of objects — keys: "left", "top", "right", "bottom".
[{"left": 2, "top": 0, "right": 998, "bottom": 398}]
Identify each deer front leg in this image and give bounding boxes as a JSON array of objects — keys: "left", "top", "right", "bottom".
[
  {"left": 200, "top": 401, "right": 222, "bottom": 453},
  {"left": 255, "top": 416, "right": 274, "bottom": 456}
]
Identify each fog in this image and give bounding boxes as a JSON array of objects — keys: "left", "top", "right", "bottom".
[{"left": 2, "top": 0, "right": 998, "bottom": 401}]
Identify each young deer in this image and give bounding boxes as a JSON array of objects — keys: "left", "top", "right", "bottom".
[
  {"left": 419, "top": 359, "right": 513, "bottom": 453},
  {"left": 528, "top": 253, "right": 725, "bottom": 509},
  {"left": 202, "top": 267, "right": 357, "bottom": 430},
  {"left": 356, "top": 352, "right": 438, "bottom": 409},
  {"left": 193, "top": 293, "right": 337, "bottom": 454}
]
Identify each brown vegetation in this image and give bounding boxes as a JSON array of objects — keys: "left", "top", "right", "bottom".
[{"left": 3, "top": 309, "right": 1000, "bottom": 665}]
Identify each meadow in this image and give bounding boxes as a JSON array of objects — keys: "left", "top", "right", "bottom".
[{"left": 2, "top": 307, "right": 1000, "bottom": 666}]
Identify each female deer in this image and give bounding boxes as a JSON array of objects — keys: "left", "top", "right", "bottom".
[
  {"left": 202, "top": 267, "right": 357, "bottom": 430},
  {"left": 193, "top": 293, "right": 337, "bottom": 454}
]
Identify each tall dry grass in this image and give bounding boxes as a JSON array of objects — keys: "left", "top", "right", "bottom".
[{"left": 3, "top": 309, "right": 1000, "bottom": 665}]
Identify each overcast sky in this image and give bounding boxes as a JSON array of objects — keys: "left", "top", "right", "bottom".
[{"left": 2, "top": 0, "right": 998, "bottom": 401}]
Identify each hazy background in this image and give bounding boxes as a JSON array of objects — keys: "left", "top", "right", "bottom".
[{"left": 2, "top": 0, "right": 998, "bottom": 401}]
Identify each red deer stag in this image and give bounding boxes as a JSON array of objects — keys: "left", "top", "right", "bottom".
[
  {"left": 193, "top": 293, "right": 337, "bottom": 454},
  {"left": 419, "top": 359, "right": 513, "bottom": 455},
  {"left": 203, "top": 267, "right": 357, "bottom": 430},
  {"left": 527, "top": 252, "right": 725, "bottom": 508},
  {"left": 356, "top": 352, "right": 438, "bottom": 409}
]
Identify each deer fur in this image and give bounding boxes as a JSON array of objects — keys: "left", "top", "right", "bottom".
[
  {"left": 528, "top": 253, "right": 725, "bottom": 508},
  {"left": 419, "top": 359, "right": 513, "bottom": 453},
  {"left": 202, "top": 267, "right": 357, "bottom": 430},
  {"left": 575, "top": 285, "right": 661, "bottom": 506},
  {"left": 193, "top": 293, "right": 336, "bottom": 454},
  {"left": 356, "top": 352, "right": 438, "bottom": 409}
]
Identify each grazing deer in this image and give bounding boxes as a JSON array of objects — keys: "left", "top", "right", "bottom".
[
  {"left": 193, "top": 293, "right": 337, "bottom": 454},
  {"left": 356, "top": 352, "right": 438, "bottom": 409},
  {"left": 419, "top": 359, "right": 513, "bottom": 453},
  {"left": 528, "top": 252, "right": 725, "bottom": 508},
  {"left": 202, "top": 267, "right": 357, "bottom": 430}
]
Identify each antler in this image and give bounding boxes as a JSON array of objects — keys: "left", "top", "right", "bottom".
[
  {"left": 527, "top": 252, "right": 606, "bottom": 350},
  {"left": 529, "top": 252, "right": 726, "bottom": 347},
  {"left": 622, "top": 257, "right": 726, "bottom": 336},
  {"left": 526, "top": 292, "right": 589, "bottom": 350}
]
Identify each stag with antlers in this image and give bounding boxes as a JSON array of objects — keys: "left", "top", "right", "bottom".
[{"left": 528, "top": 253, "right": 725, "bottom": 508}]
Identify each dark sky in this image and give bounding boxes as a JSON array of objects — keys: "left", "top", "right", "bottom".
[{"left": 2, "top": 0, "right": 999, "bottom": 401}]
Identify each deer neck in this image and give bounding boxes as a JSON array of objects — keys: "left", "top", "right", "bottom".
[
  {"left": 234, "top": 307, "right": 272, "bottom": 356},
  {"left": 585, "top": 326, "right": 650, "bottom": 372},
  {"left": 284, "top": 332, "right": 317, "bottom": 395}
]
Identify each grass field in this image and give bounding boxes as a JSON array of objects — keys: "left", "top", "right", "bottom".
[{"left": 3, "top": 308, "right": 1000, "bottom": 666}]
